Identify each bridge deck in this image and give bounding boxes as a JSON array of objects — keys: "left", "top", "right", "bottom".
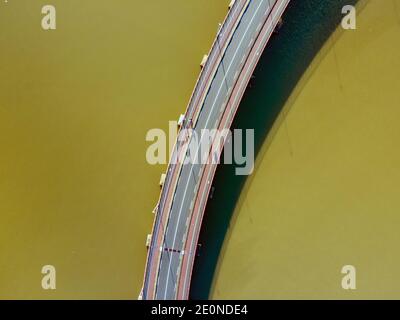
[{"left": 143, "top": 0, "right": 290, "bottom": 300}]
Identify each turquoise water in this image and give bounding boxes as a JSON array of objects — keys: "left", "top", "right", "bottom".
[{"left": 189, "top": 0, "right": 359, "bottom": 299}]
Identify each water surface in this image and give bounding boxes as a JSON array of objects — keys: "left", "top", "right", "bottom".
[
  {"left": 211, "top": 0, "right": 400, "bottom": 299},
  {"left": 0, "top": 0, "right": 227, "bottom": 299}
]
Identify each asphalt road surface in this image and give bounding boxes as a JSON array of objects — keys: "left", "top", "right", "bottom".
[{"left": 155, "top": 0, "right": 279, "bottom": 299}]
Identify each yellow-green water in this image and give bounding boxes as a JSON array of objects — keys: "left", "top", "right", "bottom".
[
  {"left": 0, "top": 0, "right": 227, "bottom": 299},
  {"left": 211, "top": 0, "right": 400, "bottom": 299}
]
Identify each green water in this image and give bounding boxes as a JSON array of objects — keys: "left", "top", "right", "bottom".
[
  {"left": 0, "top": 0, "right": 227, "bottom": 299},
  {"left": 199, "top": 0, "right": 400, "bottom": 299},
  {"left": 190, "top": 0, "right": 360, "bottom": 299}
]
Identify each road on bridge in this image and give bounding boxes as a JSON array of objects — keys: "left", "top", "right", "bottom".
[{"left": 142, "top": 0, "right": 290, "bottom": 300}]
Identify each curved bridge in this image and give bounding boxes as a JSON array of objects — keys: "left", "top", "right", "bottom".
[{"left": 142, "top": 0, "right": 290, "bottom": 300}]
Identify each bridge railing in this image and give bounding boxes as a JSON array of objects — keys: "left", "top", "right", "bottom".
[
  {"left": 185, "top": 0, "right": 245, "bottom": 122},
  {"left": 142, "top": 0, "right": 245, "bottom": 299}
]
